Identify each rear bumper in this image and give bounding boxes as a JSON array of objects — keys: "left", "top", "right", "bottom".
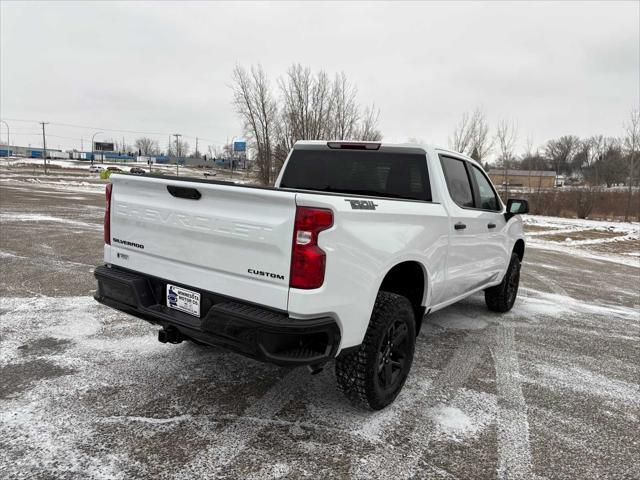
[{"left": 94, "top": 265, "right": 341, "bottom": 366}]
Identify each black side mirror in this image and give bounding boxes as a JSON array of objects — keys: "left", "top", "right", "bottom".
[{"left": 505, "top": 199, "right": 529, "bottom": 221}]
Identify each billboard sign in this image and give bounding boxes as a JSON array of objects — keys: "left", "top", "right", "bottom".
[
  {"left": 233, "top": 140, "right": 246, "bottom": 152},
  {"left": 94, "top": 142, "right": 115, "bottom": 152}
]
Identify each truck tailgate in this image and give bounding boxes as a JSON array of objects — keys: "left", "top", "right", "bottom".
[{"left": 106, "top": 175, "right": 296, "bottom": 311}]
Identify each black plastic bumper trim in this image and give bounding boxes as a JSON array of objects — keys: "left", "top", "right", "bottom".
[{"left": 94, "top": 265, "right": 341, "bottom": 366}]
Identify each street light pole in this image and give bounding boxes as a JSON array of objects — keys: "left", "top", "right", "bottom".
[
  {"left": 40, "top": 122, "right": 49, "bottom": 174},
  {"left": 91, "top": 131, "right": 103, "bottom": 166},
  {"left": 0, "top": 120, "right": 9, "bottom": 152},
  {"left": 174, "top": 133, "right": 181, "bottom": 176}
]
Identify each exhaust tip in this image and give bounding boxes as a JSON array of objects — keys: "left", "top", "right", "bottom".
[{"left": 158, "top": 327, "right": 183, "bottom": 344}]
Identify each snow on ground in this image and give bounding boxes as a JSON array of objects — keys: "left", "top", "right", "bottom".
[
  {"left": 524, "top": 214, "right": 639, "bottom": 236},
  {"left": 2, "top": 284, "right": 637, "bottom": 479},
  {"left": 20, "top": 177, "right": 106, "bottom": 194},
  {"left": 523, "top": 215, "right": 640, "bottom": 267},
  {"left": 1, "top": 158, "right": 92, "bottom": 169},
  {"left": 0, "top": 173, "right": 106, "bottom": 195},
  {"left": 0, "top": 160, "right": 252, "bottom": 195},
  {"left": 0, "top": 213, "right": 102, "bottom": 230}
]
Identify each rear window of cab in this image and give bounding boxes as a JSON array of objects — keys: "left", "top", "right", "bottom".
[{"left": 280, "top": 150, "right": 432, "bottom": 201}]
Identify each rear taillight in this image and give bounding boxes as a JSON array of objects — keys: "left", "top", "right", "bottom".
[
  {"left": 104, "top": 183, "right": 112, "bottom": 244},
  {"left": 290, "top": 207, "right": 333, "bottom": 289}
]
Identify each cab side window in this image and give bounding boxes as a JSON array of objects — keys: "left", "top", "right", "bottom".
[
  {"left": 470, "top": 165, "right": 501, "bottom": 211},
  {"left": 440, "top": 156, "right": 474, "bottom": 208}
]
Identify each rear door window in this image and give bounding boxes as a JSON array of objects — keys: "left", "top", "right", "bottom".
[
  {"left": 280, "top": 150, "right": 431, "bottom": 201},
  {"left": 439, "top": 156, "right": 474, "bottom": 208}
]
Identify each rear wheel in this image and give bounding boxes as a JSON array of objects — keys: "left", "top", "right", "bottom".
[
  {"left": 335, "top": 291, "right": 416, "bottom": 410},
  {"left": 485, "top": 253, "right": 521, "bottom": 313}
]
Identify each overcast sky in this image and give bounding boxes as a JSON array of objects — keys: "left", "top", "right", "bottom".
[{"left": 1, "top": 1, "right": 638, "bottom": 157}]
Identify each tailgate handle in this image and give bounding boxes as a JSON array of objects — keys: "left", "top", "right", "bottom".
[{"left": 167, "top": 185, "right": 201, "bottom": 200}]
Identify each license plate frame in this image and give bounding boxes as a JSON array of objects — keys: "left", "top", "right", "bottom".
[{"left": 166, "top": 284, "right": 201, "bottom": 317}]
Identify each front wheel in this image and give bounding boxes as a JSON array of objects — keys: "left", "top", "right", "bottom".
[
  {"left": 335, "top": 291, "right": 416, "bottom": 410},
  {"left": 485, "top": 253, "right": 521, "bottom": 313}
]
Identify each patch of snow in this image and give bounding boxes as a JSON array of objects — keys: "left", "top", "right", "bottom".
[
  {"left": 102, "top": 414, "right": 192, "bottom": 425},
  {"left": 428, "top": 389, "right": 497, "bottom": 442},
  {"left": 0, "top": 250, "right": 25, "bottom": 259},
  {"left": 518, "top": 289, "right": 639, "bottom": 320},
  {"left": 430, "top": 406, "right": 473, "bottom": 432},
  {"left": 526, "top": 227, "right": 585, "bottom": 237},
  {"left": 524, "top": 215, "right": 640, "bottom": 236},
  {"left": 0, "top": 212, "right": 101, "bottom": 230},
  {"left": 534, "top": 364, "right": 640, "bottom": 406},
  {"left": 522, "top": 215, "right": 640, "bottom": 266},
  {"left": 527, "top": 240, "right": 640, "bottom": 267}
]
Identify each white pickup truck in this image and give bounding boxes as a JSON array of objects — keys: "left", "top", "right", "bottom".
[{"left": 94, "top": 141, "right": 528, "bottom": 409}]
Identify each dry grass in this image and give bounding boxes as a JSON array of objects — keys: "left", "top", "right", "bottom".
[
  {"left": 523, "top": 224, "right": 560, "bottom": 233},
  {"left": 585, "top": 239, "right": 640, "bottom": 256},
  {"left": 521, "top": 189, "right": 640, "bottom": 221}
]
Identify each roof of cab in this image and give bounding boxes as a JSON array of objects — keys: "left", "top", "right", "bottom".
[{"left": 292, "top": 140, "right": 481, "bottom": 168}]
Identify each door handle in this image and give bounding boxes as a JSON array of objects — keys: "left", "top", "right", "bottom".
[
  {"left": 488, "top": 223, "right": 496, "bottom": 229},
  {"left": 454, "top": 222, "right": 467, "bottom": 230}
]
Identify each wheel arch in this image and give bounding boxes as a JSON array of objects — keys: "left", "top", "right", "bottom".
[
  {"left": 513, "top": 238, "right": 525, "bottom": 261},
  {"left": 377, "top": 260, "right": 428, "bottom": 334}
]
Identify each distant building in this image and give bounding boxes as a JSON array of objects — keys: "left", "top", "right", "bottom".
[
  {"left": 0, "top": 144, "right": 62, "bottom": 158},
  {"left": 488, "top": 169, "right": 556, "bottom": 189}
]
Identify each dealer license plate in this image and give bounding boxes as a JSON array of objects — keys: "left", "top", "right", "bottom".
[{"left": 166, "top": 284, "right": 201, "bottom": 317}]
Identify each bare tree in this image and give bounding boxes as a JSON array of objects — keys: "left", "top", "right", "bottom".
[
  {"left": 135, "top": 137, "right": 159, "bottom": 156},
  {"left": 356, "top": 104, "right": 382, "bottom": 141},
  {"left": 623, "top": 108, "right": 639, "bottom": 221},
  {"left": 232, "top": 63, "right": 384, "bottom": 177},
  {"left": 495, "top": 119, "right": 518, "bottom": 197},
  {"left": 449, "top": 107, "right": 493, "bottom": 163},
  {"left": 279, "top": 64, "right": 313, "bottom": 144},
  {"left": 586, "top": 135, "right": 605, "bottom": 185},
  {"left": 167, "top": 138, "right": 190, "bottom": 157},
  {"left": 232, "top": 64, "right": 278, "bottom": 185},
  {"left": 311, "top": 70, "right": 334, "bottom": 139},
  {"left": 598, "top": 138, "right": 625, "bottom": 188},
  {"left": 279, "top": 64, "right": 337, "bottom": 148},
  {"left": 469, "top": 109, "right": 493, "bottom": 164},
  {"left": 449, "top": 110, "right": 475, "bottom": 154},
  {"left": 330, "top": 72, "right": 359, "bottom": 140},
  {"left": 544, "top": 135, "right": 580, "bottom": 176}
]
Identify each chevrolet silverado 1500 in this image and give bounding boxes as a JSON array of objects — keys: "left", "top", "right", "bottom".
[{"left": 94, "top": 141, "right": 528, "bottom": 409}]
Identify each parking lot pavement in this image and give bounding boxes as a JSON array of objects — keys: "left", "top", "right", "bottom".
[{"left": 1, "top": 169, "right": 639, "bottom": 479}]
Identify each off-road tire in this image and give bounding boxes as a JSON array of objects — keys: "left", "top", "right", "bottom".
[
  {"left": 335, "top": 291, "right": 416, "bottom": 410},
  {"left": 485, "top": 253, "right": 521, "bottom": 313}
]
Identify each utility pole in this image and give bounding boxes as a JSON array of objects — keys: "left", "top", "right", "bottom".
[
  {"left": 40, "top": 122, "right": 49, "bottom": 174},
  {"left": 174, "top": 133, "right": 182, "bottom": 176},
  {"left": 195, "top": 137, "right": 199, "bottom": 159},
  {"left": 227, "top": 136, "right": 232, "bottom": 179}
]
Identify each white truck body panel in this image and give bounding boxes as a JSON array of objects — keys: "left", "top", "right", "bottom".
[{"left": 106, "top": 176, "right": 297, "bottom": 310}]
